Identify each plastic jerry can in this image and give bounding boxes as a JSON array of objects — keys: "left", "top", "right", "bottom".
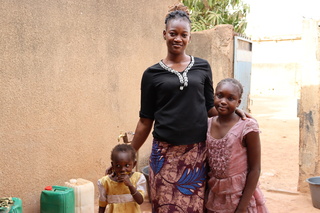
[
  {"left": 40, "top": 185, "right": 75, "bottom": 213},
  {"left": 65, "top": 178, "right": 94, "bottom": 213},
  {"left": 9, "top": 197, "right": 23, "bottom": 213}
]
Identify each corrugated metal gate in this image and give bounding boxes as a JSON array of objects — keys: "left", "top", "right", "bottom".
[{"left": 233, "top": 36, "right": 253, "bottom": 112}]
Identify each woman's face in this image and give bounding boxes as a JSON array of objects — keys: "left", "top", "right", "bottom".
[{"left": 163, "top": 18, "right": 191, "bottom": 55}]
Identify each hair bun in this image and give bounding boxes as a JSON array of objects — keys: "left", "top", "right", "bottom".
[{"left": 167, "top": 2, "right": 189, "bottom": 16}]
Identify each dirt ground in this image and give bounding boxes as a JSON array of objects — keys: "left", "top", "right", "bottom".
[
  {"left": 98, "top": 95, "right": 320, "bottom": 212},
  {"left": 249, "top": 95, "right": 319, "bottom": 213}
]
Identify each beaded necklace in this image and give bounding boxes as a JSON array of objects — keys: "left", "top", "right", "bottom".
[{"left": 159, "top": 56, "right": 194, "bottom": 90}]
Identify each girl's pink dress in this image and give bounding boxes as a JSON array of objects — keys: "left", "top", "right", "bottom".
[{"left": 206, "top": 117, "right": 268, "bottom": 213}]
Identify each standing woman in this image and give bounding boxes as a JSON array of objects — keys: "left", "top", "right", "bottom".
[
  {"left": 130, "top": 3, "right": 214, "bottom": 212},
  {"left": 130, "top": 3, "right": 245, "bottom": 213}
]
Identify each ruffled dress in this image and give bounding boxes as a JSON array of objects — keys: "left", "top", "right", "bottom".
[{"left": 206, "top": 118, "right": 268, "bottom": 213}]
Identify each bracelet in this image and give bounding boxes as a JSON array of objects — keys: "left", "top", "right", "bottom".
[{"left": 131, "top": 190, "right": 138, "bottom": 196}]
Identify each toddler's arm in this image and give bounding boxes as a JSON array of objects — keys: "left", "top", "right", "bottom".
[
  {"left": 120, "top": 174, "right": 144, "bottom": 205},
  {"left": 98, "top": 206, "right": 106, "bottom": 213}
]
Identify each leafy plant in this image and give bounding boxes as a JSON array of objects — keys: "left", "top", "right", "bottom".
[{"left": 182, "top": 0, "right": 250, "bottom": 34}]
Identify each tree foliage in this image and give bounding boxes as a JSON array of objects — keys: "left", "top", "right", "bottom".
[{"left": 182, "top": 0, "right": 250, "bottom": 34}]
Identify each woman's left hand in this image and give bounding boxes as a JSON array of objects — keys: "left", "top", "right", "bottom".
[{"left": 235, "top": 108, "right": 253, "bottom": 120}]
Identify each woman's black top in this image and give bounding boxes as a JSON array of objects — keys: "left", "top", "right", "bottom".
[{"left": 139, "top": 56, "right": 214, "bottom": 145}]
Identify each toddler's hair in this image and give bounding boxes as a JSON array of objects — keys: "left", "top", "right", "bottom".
[
  {"left": 165, "top": 2, "right": 191, "bottom": 25},
  {"left": 217, "top": 78, "right": 244, "bottom": 98},
  {"left": 111, "top": 144, "right": 136, "bottom": 161}
]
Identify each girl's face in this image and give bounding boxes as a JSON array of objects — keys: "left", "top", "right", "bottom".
[
  {"left": 163, "top": 18, "right": 191, "bottom": 55},
  {"left": 111, "top": 151, "right": 136, "bottom": 177},
  {"left": 214, "top": 83, "right": 241, "bottom": 116}
]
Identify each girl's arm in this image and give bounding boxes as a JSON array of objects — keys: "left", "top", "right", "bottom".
[
  {"left": 235, "top": 131, "right": 261, "bottom": 213},
  {"left": 131, "top": 118, "right": 153, "bottom": 151}
]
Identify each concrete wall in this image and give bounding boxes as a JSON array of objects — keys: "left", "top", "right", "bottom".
[
  {"left": 0, "top": 0, "right": 176, "bottom": 212},
  {"left": 298, "top": 18, "right": 320, "bottom": 192},
  {"left": 187, "top": 25, "right": 234, "bottom": 88},
  {"left": 0, "top": 1, "right": 236, "bottom": 211}
]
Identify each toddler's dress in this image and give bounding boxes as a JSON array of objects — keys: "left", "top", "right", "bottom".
[
  {"left": 97, "top": 172, "right": 147, "bottom": 213},
  {"left": 206, "top": 118, "right": 268, "bottom": 213}
]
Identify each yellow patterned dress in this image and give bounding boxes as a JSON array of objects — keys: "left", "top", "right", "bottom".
[{"left": 97, "top": 172, "right": 147, "bottom": 213}]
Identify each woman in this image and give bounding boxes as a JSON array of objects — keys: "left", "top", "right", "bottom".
[{"left": 130, "top": 3, "right": 246, "bottom": 213}]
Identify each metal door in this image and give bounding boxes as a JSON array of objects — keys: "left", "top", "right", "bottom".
[{"left": 233, "top": 36, "right": 253, "bottom": 112}]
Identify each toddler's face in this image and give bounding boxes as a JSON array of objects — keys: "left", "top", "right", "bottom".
[{"left": 111, "top": 151, "right": 136, "bottom": 179}]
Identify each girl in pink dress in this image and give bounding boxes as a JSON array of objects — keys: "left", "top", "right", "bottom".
[{"left": 206, "top": 78, "right": 268, "bottom": 213}]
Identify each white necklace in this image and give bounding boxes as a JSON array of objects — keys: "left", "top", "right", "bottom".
[{"left": 159, "top": 56, "right": 194, "bottom": 90}]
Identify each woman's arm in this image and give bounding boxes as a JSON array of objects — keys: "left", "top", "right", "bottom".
[
  {"left": 235, "top": 131, "right": 261, "bottom": 213},
  {"left": 208, "top": 107, "right": 252, "bottom": 120},
  {"left": 208, "top": 107, "right": 217, "bottom": 117},
  {"left": 131, "top": 118, "right": 154, "bottom": 151}
]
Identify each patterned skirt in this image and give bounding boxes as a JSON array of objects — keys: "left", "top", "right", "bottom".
[{"left": 149, "top": 139, "right": 207, "bottom": 213}]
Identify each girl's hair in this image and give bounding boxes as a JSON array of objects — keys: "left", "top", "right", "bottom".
[
  {"left": 217, "top": 78, "right": 244, "bottom": 98},
  {"left": 165, "top": 3, "right": 191, "bottom": 25},
  {"left": 111, "top": 144, "right": 136, "bottom": 161}
]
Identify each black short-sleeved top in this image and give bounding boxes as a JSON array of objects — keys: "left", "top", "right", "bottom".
[{"left": 139, "top": 56, "right": 214, "bottom": 145}]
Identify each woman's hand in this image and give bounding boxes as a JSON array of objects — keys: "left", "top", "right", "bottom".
[{"left": 235, "top": 108, "right": 253, "bottom": 120}]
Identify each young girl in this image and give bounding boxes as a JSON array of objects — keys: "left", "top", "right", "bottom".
[
  {"left": 97, "top": 144, "right": 147, "bottom": 213},
  {"left": 206, "top": 78, "right": 268, "bottom": 213}
]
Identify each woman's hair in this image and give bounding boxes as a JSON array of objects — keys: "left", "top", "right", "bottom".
[
  {"left": 111, "top": 144, "right": 136, "bottom": 161},
  {"left": 165, "top": 2, "right": 191, "bottom": 25},
  {"left": 217, "top": 78, "right": 244, "bottom": 98}
]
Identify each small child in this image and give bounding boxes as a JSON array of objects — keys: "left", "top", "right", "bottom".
[
  {"left": 97, "top": 144, "right": 147, "bottom": 213},
  {"left": 206, "top": 78, "right": 268, "bottom": 213}
]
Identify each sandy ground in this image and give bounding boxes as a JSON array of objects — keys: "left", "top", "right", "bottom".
[
  {"left": 98, "top": 95, "right": 320, "bottom": 212},
  {"left": 248, "top": 95, "right": 319, "bottom": 213}
]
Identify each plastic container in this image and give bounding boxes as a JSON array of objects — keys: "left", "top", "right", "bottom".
[
  {"left": 65, "top": 178, "right": 94, "bottom": 213},
  {"left": 40, "top": 185, "right": 75, "bottom": 213},
  {"left": 9, "top": 197, "right": 23, "bottom": 213},
  {"left": 141, "top": 165, "right": 151, "bottom": 202},
  {"left": 306, "top": 176, "right": 320, "bottom": 209}
]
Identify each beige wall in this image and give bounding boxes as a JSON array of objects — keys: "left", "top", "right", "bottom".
[
  {"left": 0, "top": 0, "right": 176, "bottom": 212},
  {"left": 187, "top": 24, "right": 234, "bottom": 88},
  {"left": 0, "top": 1, "right": 236, "bottom": 211},
  {"left": 298, "top": 18, "right": 320, "bottom": 192}
]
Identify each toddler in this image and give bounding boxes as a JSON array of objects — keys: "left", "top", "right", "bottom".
[{"left": 98, "top": 144, "right": 147, "bottom": 213}]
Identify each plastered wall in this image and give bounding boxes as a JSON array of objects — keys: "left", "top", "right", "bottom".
[
  {"left": 298, "top": 18, "right": 320, "bottom": 192},
  {"left": 0, "top": 0, "right": 176, "bottom": 212},
  {"left": 187, "top": 24, "right": 234, "bottom": 88},
  {"left": 0, "top": 1, "right": 236, "bottom": 211}
]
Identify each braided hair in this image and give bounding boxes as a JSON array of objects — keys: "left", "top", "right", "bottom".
[
  {"left": 165, "top": 3, "right": 191, "bottom": 27},
  {"left": 217, "top": 78, "right": 244, "bottom": 98}
]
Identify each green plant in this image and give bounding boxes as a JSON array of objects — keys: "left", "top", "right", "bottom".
[{"left": 182, "top": 0, "right": 250, "bottom": 33}]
